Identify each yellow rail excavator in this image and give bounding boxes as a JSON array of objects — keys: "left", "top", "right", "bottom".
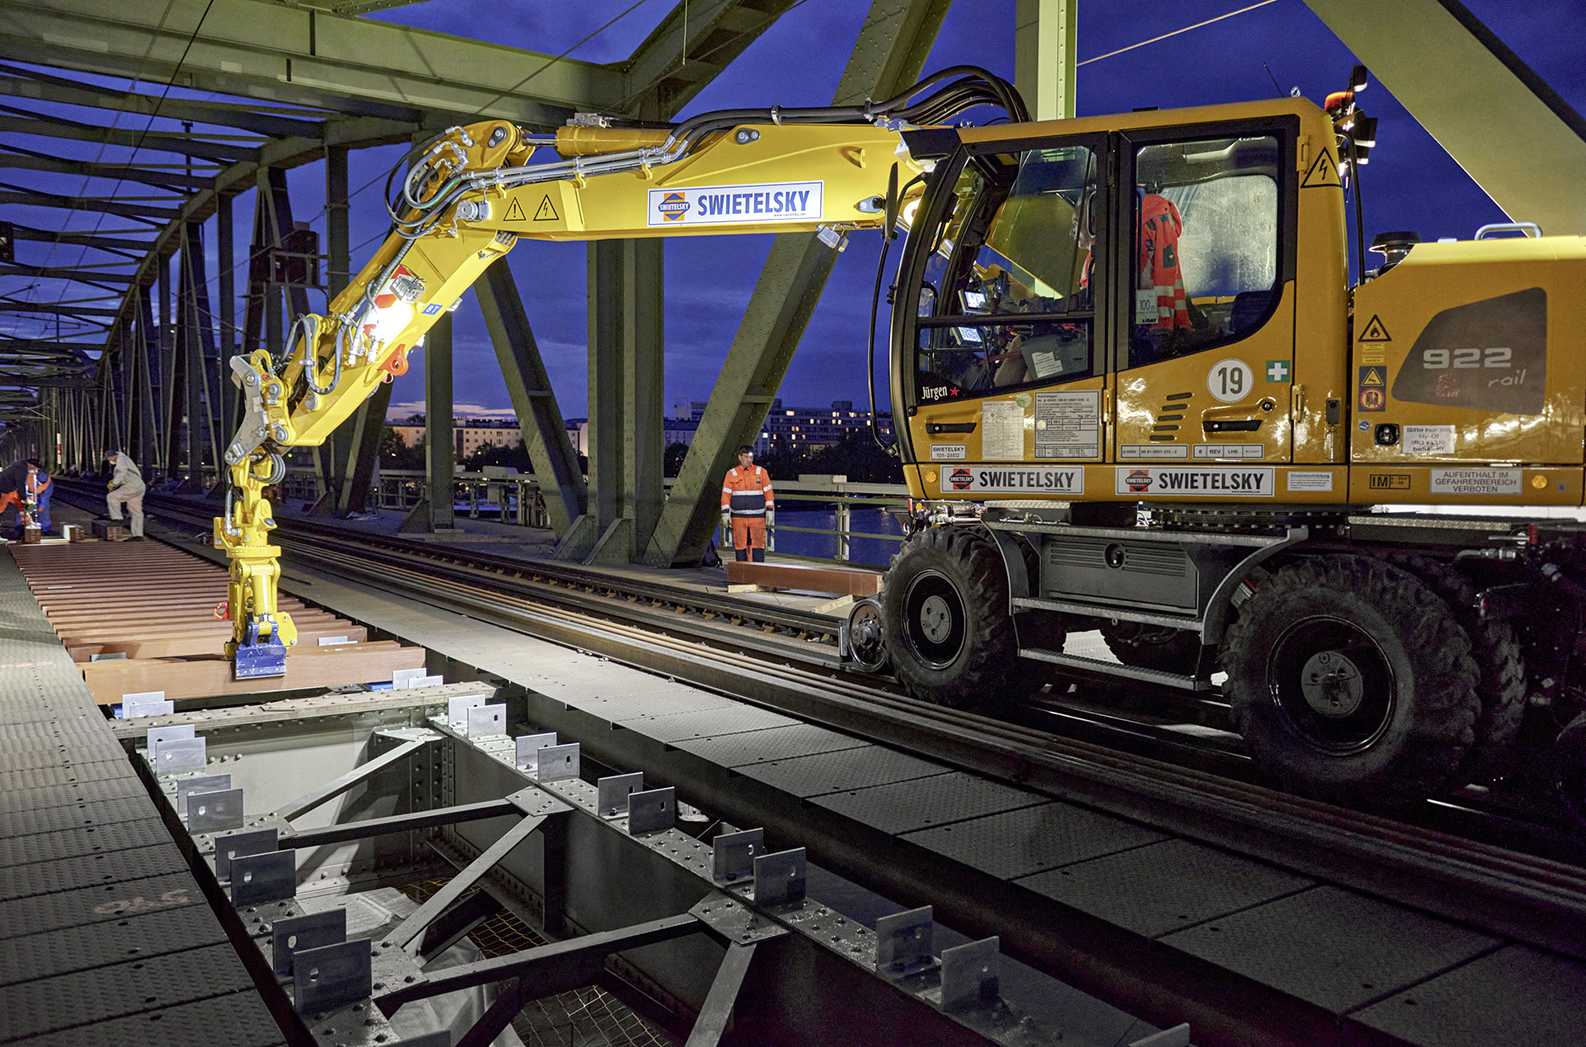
[{"left": 219, "top": 65, "right": 1586, "bottom": 813}]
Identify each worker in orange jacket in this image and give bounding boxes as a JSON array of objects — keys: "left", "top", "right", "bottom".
[{"left": 720, "top": 444, "right": 775, "bottom": 562}]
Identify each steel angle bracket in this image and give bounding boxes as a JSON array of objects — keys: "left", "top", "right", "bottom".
[{"left": 273, "top": 734, "right": 439, "bottom": 822}]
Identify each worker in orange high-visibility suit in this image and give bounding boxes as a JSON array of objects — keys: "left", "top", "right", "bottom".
[
  {"left": 1137, "top": 192, "right": 1188, "bottom": 330},
  {"left": 720, "top": 444, "right": 775, "bottom": 562}
]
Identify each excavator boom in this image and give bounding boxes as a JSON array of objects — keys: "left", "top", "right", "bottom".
[{"left": 216, "top": 69, "right": 1019, "bottom": 677}]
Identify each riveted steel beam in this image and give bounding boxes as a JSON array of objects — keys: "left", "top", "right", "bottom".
[
  {"left": 0, "top": 0, "right": 613, "bottom": 126},
  {"left": 473, "top": 262, "right": 589, "bottom": 536}
]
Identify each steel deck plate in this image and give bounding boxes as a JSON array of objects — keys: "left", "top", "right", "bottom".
[
  {"left": 734, "top": 745, "right": 948, "bottom": 798},
  {"left": 616, "top": 703, "right": 800, "bottom": 743},
  {"left": 0, "top": 902, "right": 229, "bottom": 989},
  {"left": 1351, "top": 944, "right": 1586, "bottom": 1045},
  {"left": 0, "top": 723, "right": 112, "bottom": 746},
  {"left": 16, "top": 990, "right": 286, "bottom": 1047},
  {"left": 901, "top": 802, "right": 1171, "bottom": 880},
  {"left": 0, "top": 842, "right": 189, "bottom": 902},
  {"left": 0, "top": 941, "right": 255, "bottom": 1040},
  {"left": 1016, "top": 838, "right": 1316, "bottom": 937},
  {"left": 0, "top": 871, "right": 204, "bottom": 938},
  {"left": 0, "top": 815, "right": 173, "bottom": 868},
  {"left": 0, "top": 746, "right": 130, "bottom": 772},
  {"left": 1160, "top": 884, "right": 1500, "bottom": 1014},
  {"left": 3, "top": 775, "right": 152, "bottom": 814},
  {"left": 562, "top": 688, "right": 740, "bottom": 721},
  {"left": 812, "top": 771, "right": 1044, "bottom": 834},
  {"left": 0, "top": 758, "right": 139, "bottom": 790},
  {"left": 0, "top": 795, "right": 163, "bottom": 839},
  {"left": 671, "top": 722, "right": 871, "bottom": 767}
]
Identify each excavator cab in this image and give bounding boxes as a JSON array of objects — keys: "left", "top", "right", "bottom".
[{"left": 893, "top": 101, "right": 1343, "bottom": 499}]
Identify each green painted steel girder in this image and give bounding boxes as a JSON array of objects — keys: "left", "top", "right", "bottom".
[
  {"left": 1304, "top": 0, "right": 1586, "bottom": 236},
  {"left": 473, "top": 263, "right": 589, "bottom": 537},
  {"left": 1015, "top": 0, "right": 1077, "bottom": 121},
  {"left": 644, "top": 0, "right": 955, "bottom": 568},
  {"left": 0, "top": 0, "right": 617, "bottom": 127}
]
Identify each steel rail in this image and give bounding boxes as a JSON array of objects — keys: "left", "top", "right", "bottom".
[
  {"left": 51, "top": 487, "right": 1586, "bottom": 952},
  {"left": 266, "top": 530, "right": 1586, "bottom": 960}
]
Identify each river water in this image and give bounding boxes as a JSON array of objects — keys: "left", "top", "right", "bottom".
[{"left": 768, "top": 506, "right": 906, "bottom": 568}]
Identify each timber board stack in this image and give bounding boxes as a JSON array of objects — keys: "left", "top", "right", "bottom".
[{"left": 8, "top": 540, "right": 426, "bottom": 705}]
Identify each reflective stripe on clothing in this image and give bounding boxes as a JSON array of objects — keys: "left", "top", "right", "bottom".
[
  {"left": 721, "top": 465, "right": 774, "bottom": 516},
  {"left": 1138, "top": 193, "right": 1188, "bottom": 331}
]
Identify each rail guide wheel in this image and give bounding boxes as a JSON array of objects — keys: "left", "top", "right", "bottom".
[{"left": 845, "top": 596, "right": 890, "bottom": 673}]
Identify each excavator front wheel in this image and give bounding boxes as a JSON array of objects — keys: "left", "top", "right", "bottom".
[{"left": 881, "top": 526, "right": 1021, "bottom": 708}]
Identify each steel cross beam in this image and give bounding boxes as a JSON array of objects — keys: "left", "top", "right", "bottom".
[
  {"left": 283, "top": 797, "right": 519, "bottom": 850},
  {"left": 376, "top": 912, "right": 702, "bottom": 1013},
  {"left": 684, "top": 942, "right": 760, "bottom": 1047},
  {"left": 388, "top": 812, "right": 549, "bottom": 954},
  {"left": 272, "top": 736, "right": 436, "bottom": 822}
]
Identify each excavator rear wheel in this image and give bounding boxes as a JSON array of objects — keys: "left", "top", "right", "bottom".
[
  {"left": 1220, "top": 555, "right": 1479, "bottom": 803},
  {"left": 881, "top": 525, "right": 1021, "bottom": 708}
]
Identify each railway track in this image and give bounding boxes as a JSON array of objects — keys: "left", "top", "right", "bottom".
[{"left": 51, "top": 484, "right": 1586, "bottom": 961}]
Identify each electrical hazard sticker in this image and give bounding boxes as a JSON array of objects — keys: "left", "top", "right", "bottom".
[
  {"left": 534, "top": 195, "right": 559, "bottom": 221},
  {"left": 1301, "top": 149, "right": 1343, "bottom": 188}
]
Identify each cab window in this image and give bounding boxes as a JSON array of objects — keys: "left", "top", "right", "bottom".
[
  {"left": 914, "top": 145, "right": 1099, "bottom": 402},
  {"left": 1127, "top": 135, "right": 1279, "bottom": 369}
]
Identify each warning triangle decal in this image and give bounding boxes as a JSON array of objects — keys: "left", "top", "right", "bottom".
[
  {"left": 1360, "top": 367, "right": 1385, "bottom": 387},
  {"left": 503, "top": 198, "right": 527, "bottom": 223},
  {"left": 1301, "top": 149, "right": 1343, "bottom": 188},
  {"left": 1358, "top": 314, "right": 1392, "bottom": 342},
  {"left": 533, "top": 195, "right": 559, "bottom": 221}
]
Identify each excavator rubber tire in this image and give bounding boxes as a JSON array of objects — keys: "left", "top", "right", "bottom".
[
  {"left": 1220, "top": 555, "right": 1480, "bottom": 803},
  {"left": 881, "top": 525, "right": 1022, "bottom": 708},
  {"left": 1382, "top": 553, "right": 1527, "bottom": 782},
  {"left": 1099, "top": 621, "right": 1202, "bottom": 675}
]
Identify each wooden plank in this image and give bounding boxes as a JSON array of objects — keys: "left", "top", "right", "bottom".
[
  {"left": 724, "top": 561, "right": 884, "bottom": 597},
  {"left": 67, "top": 624, "right": 369, "bottom": 661},
  {"left": 43, "top": 596, "right": 313, "bottom": 620},
  {"left": 55, "top": 611, "right": 352, "bottom": 643},
  {"left": 78, "top": 642, "right": 427, "bottom": 704}
]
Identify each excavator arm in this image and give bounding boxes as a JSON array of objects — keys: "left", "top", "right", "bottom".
[{"left": 217, "top": 67, "right": 1024, "bottom": 677}]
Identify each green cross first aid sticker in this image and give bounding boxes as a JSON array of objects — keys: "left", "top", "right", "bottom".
[{"left": 1266, "top": 360, "right": 1290, "bottom": 382}]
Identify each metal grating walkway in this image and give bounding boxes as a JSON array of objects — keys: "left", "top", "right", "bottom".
[{"left": 0, "top": 547, "right": 283, "bottom": 1046}]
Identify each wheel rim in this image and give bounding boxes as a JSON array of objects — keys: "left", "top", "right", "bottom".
[
  {"left": 847, "top": 599, "right": 887, "bottom": 672},
  {"left": 902, "top": 569, "right": 966, "bottom": 670},
  {"left": 1267, "top": 615, "right": 1396, "bottom": 754}
]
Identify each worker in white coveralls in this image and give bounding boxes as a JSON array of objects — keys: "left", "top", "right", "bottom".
[{"left": 104, "top": 449, "right": 147, "bottom": 539}]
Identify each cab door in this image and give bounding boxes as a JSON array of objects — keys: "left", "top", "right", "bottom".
[
  {"left": 1107, "top": 120, "right": 1301, "bottom": 496},
  {"left": 895, "top": 132, "right": 1113, "bottom": 500}
]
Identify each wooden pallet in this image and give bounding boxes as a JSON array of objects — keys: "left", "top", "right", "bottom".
[{"left": 8, "top": 540, "right": 426, "bottom": 704}]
